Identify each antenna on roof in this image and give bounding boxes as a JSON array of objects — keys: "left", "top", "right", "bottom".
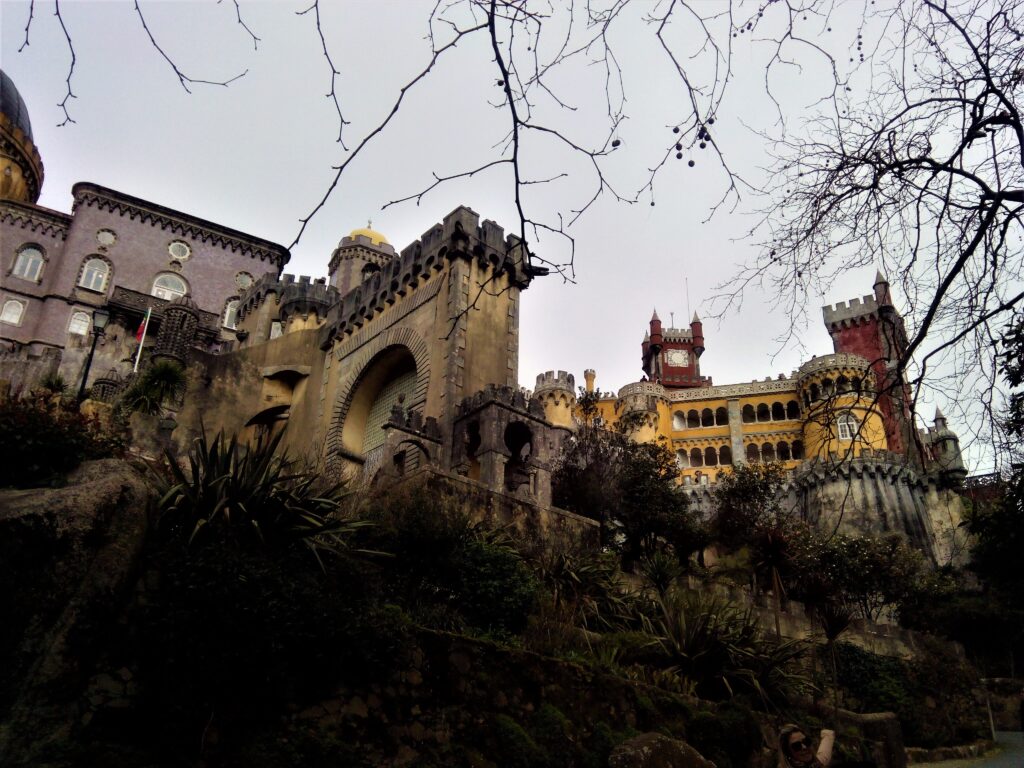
[
  {"left": 670, "top": 312, "right": 675, "bottom": 327},
  {"left": 686, "top": 278, "right": 690, "bottom": 321}
]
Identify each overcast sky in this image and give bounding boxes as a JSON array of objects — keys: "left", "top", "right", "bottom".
[{"left": 4, "top": 1, "right": 988, "bottom": 467}]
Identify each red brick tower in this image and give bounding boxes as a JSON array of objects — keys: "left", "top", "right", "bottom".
[
  {"left": 641, "top": 310, "right": 711, "bottom": 390},
  {"left": 823, "top": 273, "right": 920, "bottom": 461}
]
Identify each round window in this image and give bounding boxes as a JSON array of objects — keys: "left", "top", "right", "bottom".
[
  {"left": 96, "top": 229, "right": 117, "bottom": 247},
  {"left": 235, "top": 271, "right": 254, "bottom": 290},
  {"left": 168, "top": 240, "right": 192, "bottom": 261}
]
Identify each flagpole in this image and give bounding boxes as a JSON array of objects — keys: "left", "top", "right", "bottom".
[{"left": 134, "top": 307, "right": 152, "bottom": 373}]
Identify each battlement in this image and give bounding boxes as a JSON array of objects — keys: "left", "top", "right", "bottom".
[
  {"left": 797, "top": 352, "right": 873, "bottom": 381},
  {"left": 661, "top": 328, "right": 694, "bottom": 342},
  {"left": 321, "top": 208, "right": 531, "bottom": 348},
  {"left": 456, "top": 384, "right": 547, "bottom": 420},
  {"left": 237, "top": 273, "right": 336, "bottom": 321},
  {"left": 534, "top": 370, "right": 575, "bottom": 394},
  {"left": 823, "top": 294, "right": 878, "bottom": 326}
]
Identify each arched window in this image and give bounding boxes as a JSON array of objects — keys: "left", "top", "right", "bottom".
[
  {"left": 837, "top": 376, "right": 851, "bottom": 393},
  {"left": 704, "top": 446, "right": 718, "bottom": 466},
  {"left": 690, "top": 447, "right": 704, "bottom": 467},
  {"left": 822, "top": 378, "right": 835, "bottom": 397},
  {"left": 837, "top": 412, "right": 859, "bottom": 441},
  {"left": 742, "top": 404, "right": 755, "bottom": 423},
  {"left": 1, "top": 300, "right": 25, "bottom": 325},
  {"left": 792, "top": 440, "right": 804, "bottom": 459},
  {"left": 757, "top": 403, "right": 771, "bottom": 422},
  {"left": 672, "top": 411, "right": 686, "bottom": 431},
  {"left": 223, "top": 298, "right": 241, "bottom": 329},
  {"left": 687, "top": 409, "right": 700, "bottom": 429},
  {"left": 746, "top": 443, "right": 760, "bottom": 463},
  {"left": 852, "top": 377, "right": 863, "bottom": 393},
  {"left": 761, "top": 442, "right": 776, "bottom": 462},
  {"left": 68, "top": 311, "right": 91, "bottom": 336},
  {"left": 152, "top": 273, "right": 188, "bottom": 301},
  {"left": 79, "top": 258, "right": 110, "bottom": 292},
  {"left": 777, "top": 441, "right": 791, "bottom": 461},
  {"left": 701, "top": 408, "right": 714, "bottom": 427},
  {"left": 715, "top": 406, "right": 728, "bottom": 425},
  {"left": 719, "top": 445, "right": 732, "bottom": 465},
  {"left": 809, "top": 383, "right": 820, "bottom": 402},
  {"left": 787, "top": 400, "right": 800, "bottom": 419},
  {"left": 771, "top": 402, "right": 785, "bottom": 420},
  {"left": 676, "top": 449, "right": 689, "bottom": 468},
  {"left": 12, "top": 245, "right": 44, "bottom": 282}
]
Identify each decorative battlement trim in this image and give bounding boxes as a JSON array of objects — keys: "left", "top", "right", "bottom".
[
  {"left": 661, "top": 328, "right": 694, "bottom": 342},
  {"left": 456, "top": 384, "right": 547, "bottom": 421},
  {"left": 0, "top": 200, "right": 70, "bottom": 239},
  {"left": 385, "top": 405, "right": 442, "bottom": 442},
  {"left": 321, "top": 207, "right": 530, "bottom": 344},
  {"left": 664, "top": 377, "right": 797, "bottom": 402},
  {"left": 823, "top": 294, "right": 878, "bottom": 326},
  {"left": 617, "top": 380, "right": 668, "bottom": 400},
  {"left": 790, "top": 450, "right": 924, "bottom": 487},
  {"left": 534, "top": 369, "right": 575, "bottom": 393},
  {"left": 797, "top": 352, "right": 872, "bottom": 380},
  {"left": 236, "top": 273, "right": 337, "bottom": 321},
  {"left": 71, "top": 183, "right": 291, "bottom": 268}
]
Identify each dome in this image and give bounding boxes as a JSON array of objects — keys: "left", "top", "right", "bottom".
[
  {"left": 0, "top": 70, "right": 33, "bottom": 141},
  {"left": 348, "top": 226, "right": 389, "bottom": 246}
]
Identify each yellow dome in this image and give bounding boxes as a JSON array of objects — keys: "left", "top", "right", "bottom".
[{"left": 349, "top": 226, "right": 389, "bottom": 246}]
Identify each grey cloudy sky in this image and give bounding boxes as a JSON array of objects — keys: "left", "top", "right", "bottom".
[{"left": 4, "top": 1, "right": 984, "bottom": 465}]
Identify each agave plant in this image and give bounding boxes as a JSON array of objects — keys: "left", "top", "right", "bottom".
[
  {"left": 646, "top": 590, "right": 811, "bottom": 708},
  {"left": 640, "top": 550, "right": 682, "bottom": 598},
  {"left": 157, "top": 427, "right": 361, "bottom": 564}
]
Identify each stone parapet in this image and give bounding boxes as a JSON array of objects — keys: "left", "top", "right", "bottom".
[
  {"left": 534, "top": 369, "right": 575, "bottom": 395},
  {"left": 797, "top": 352, "right": 873, "bottom": 380},
  {"left": 823, "top": 294, "right": 879, "bottom": 326}
]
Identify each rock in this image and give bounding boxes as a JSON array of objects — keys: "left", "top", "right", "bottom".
[{"left": 608, "top": 732, "right": 716, "bottom": 768}]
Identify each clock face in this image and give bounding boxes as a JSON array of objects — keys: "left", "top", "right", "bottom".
[{"left": 666, "top": 348, "right": 689, "bottom": 367}]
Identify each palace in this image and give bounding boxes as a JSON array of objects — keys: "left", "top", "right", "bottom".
[{"left": 0, "top": 70, "right": 967, "bottom": 563}]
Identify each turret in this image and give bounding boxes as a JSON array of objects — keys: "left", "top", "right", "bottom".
[
  {"left": 927, "top": 407, "right": 967, "bottom": 485},
  {"left": 583, "top": 368, "right": 596, "bottom": 394},
  {"left": 649, "top": 309, "right": 663, "bottom": 346},
  {"left": 873, "top": 270, "right": 893, "bottom": 307},
  {"left": 690, "top": 311, "right": 705, "bottom": 357},
  {"left": 534, "top": 370, "right": 576, "bottom": 428}
]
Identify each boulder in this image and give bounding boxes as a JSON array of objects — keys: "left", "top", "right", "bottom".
[{"left": 609, "top": 732, "right": 716, "bottom": 768}]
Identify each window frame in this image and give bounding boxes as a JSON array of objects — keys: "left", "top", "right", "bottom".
[
  {"left": 79, "top": 257, "right": 111, "bottom": 293},
  {"left": 223, "top": 298, "right": 241, "bottom": 330},
  {"left": 837, "top": 412, "right": 859, "bottom": 441},
  {"left": 151, "top": 273, "right": 189, "bottom": 301},
  {"left": 68, "top": 310, "right": 91, "bottom": 335},
  {"left": 12, "top": 244, "right": 45, "bottom": 283},
  {"left": 1, "top": 299, "right": 26, "bottom": 326}
]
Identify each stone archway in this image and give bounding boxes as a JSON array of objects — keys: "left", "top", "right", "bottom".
[{"left": 327, "top": 325, "right": 430, "bottom": 460}]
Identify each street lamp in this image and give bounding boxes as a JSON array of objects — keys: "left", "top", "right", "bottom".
[{"left": 77, "top": 307, "right": 111, "bottom": 401}]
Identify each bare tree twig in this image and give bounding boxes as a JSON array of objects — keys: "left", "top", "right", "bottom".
[
  {"left": 54, "top": 0, "right": 76, "bottom": 127},
  {"left": 18, "top": 0, "right": 35, "bottom": 52},
  {"left": 296, "top": 0, "right": 348, "bottom": 148}
]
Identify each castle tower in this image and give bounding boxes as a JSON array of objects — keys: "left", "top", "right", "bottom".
[
  {"left": 796, "top": 353, "right": 887, "bottom": 461},
  {"left": 823, "top": 273, "right": 918, "bottom": 461},
  {"left": 328, "top": 225, "right": 397, "bottom": 297},
  {"left": 534, "top": 370, "right": 576, "bottom": 428},
  {"left": 583, "top": 368, "right": 596, "bottom": 393},
  {"left": 926, "top": 408, "right": 967, "bottom": 485},
  {"left": 641, "top": 309, "right": 710, "bottom": 389},
  {"left": 0, "top": 70, "right": 44, "bottom": 203},
  {"left": 152, "top": 294, "right": 200, "bottom": 365}
]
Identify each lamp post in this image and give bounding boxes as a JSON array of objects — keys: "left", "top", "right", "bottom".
[{"left": 77, "top": 307, "right": 111, "bottom": 401}]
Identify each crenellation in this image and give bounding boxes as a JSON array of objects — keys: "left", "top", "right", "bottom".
[{"left": 823, "top": 293, "right": 880, "bottom": 326}]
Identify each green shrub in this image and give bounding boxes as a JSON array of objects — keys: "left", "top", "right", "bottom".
[
  {"left": 0, "top": 394, "right": 124, "bottom": 487},
  {"left": 492, "top": 714, "right": 548, "bottom": 768}
]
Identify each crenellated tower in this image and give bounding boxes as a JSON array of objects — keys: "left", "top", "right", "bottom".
[
  {"left": 328, "top": 225, "right": 397, "bottom": 296},
  {"left": 534, "top": 370, "right": 577, "bottom": 428},
  {"left": 823, "top": 272, "right": 918, "bottom": 462}
]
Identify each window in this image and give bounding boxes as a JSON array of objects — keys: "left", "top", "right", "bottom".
[
  {"left": 672, "top": 411, "right": 686, "bottom": 431},
  {"left": 68, "top": 311, "right": 91, "bottom": 335},
  {"left": 168, "top": 240, "right": 192, "bottom": 261},
  {"left": 235, "top": 271, "right": 254, "bottom": 290},
  {"left": 223, "top": 299, "right": 240, "bottom": 329},
  {"left": 269, "top": 321, "right": 283, "bottom": 339},
  {"left": 79, "top": 258, "right": 110, "bottom": 292},
  {"left": 13, "top": 245, "right": 44, "bottom": 282},
  {"left": 1, "top": 300, "right": 25, "bottom": 325},
  {"left": 96, "top": 229, "right": 117, "bottom": 247},
  {"left": 837, "top": 412, "right": 858, "bottom": 441},
  {"left": 152, "top": 273, "right": 188, "bottom": 301}
]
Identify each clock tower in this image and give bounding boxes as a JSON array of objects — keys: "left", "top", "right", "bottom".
[{"left": 641, "top": 310, "right": 711, "bottom": 390}]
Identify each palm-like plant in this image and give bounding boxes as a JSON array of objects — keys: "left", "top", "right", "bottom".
[
  {"left": 157, "top": 428, "right": 360, "bottom": 564},
  {"left": 122, "top": 360, "right": 186, "bottom": 415}
]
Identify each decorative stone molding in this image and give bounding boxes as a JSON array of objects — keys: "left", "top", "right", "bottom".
[
  {"left": 71, "top": 183, "right": 290, "bottom": 268},
  {"left": 0, "top": 201, "right": 70, "bottom": 240},
  {"left": 664, "top": 377, "right": 797, "bottom": 402},
  {"left": 797, "top": 352, "right": 872, "bottom": 380}
]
